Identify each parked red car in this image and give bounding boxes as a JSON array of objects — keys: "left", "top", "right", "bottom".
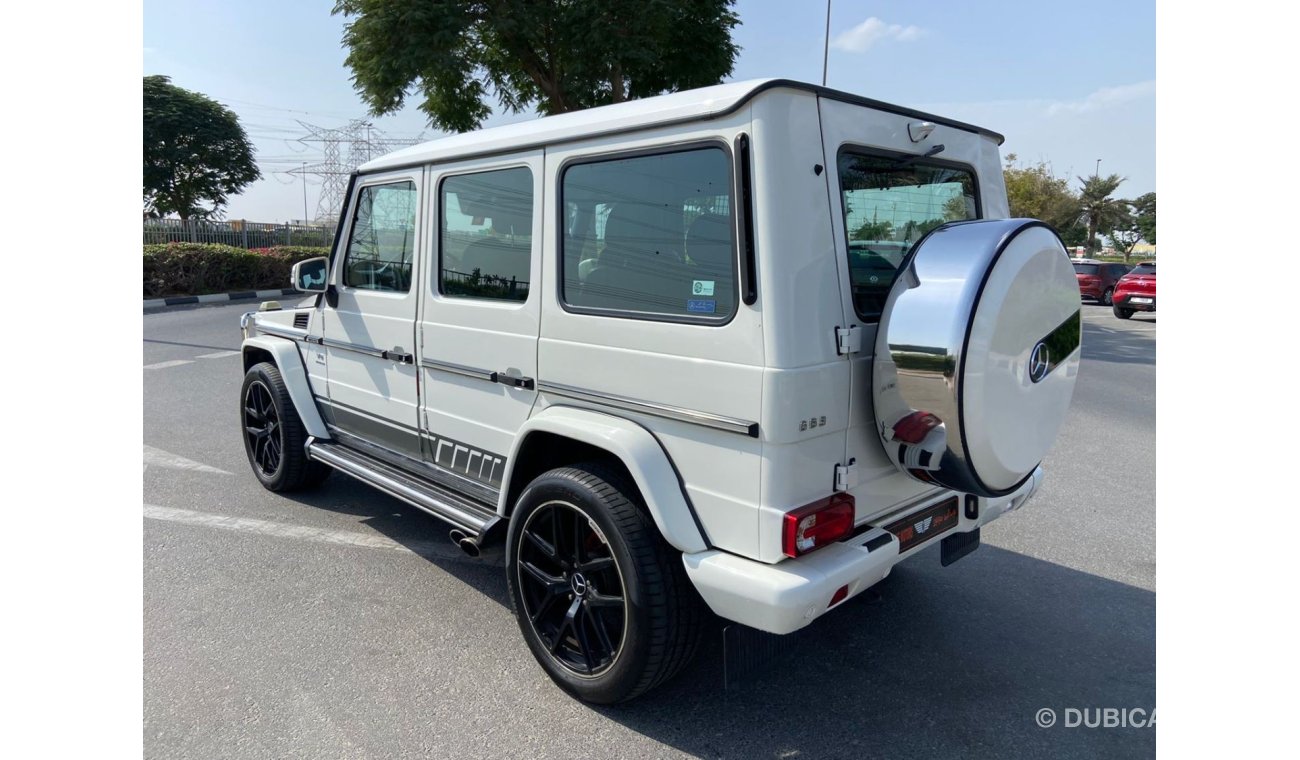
[
  {"left": 1073, "top": 260, "right": 1130, "bottom": 305},
  {"left": 1112, "top": 262, "right": 1155, "bottom": 319}
]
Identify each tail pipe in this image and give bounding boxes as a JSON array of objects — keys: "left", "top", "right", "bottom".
[{"left": 448, "top": 529, "right": 482, "bottom": 558}]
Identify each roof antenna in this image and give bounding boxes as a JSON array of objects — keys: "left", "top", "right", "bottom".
[{"left": 822, "top": 0, "right": 832, "bottom": 86}]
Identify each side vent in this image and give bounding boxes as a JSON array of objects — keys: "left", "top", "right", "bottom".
[{"left": 293, "top": 313, "right": 310, "bottom": 330}]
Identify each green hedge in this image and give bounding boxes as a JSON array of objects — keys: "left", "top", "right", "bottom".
[{"left": 143, "top": 243, "right": 329, "bottom": 298}]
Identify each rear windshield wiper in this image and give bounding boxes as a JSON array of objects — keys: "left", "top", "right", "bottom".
[{"left": 891, "top": 144, "right": 945, "bottom": 168}]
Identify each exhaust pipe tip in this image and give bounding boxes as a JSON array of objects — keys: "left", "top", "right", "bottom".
[{"left": 448, "top": 529, "right": 481, "bottom": 558}]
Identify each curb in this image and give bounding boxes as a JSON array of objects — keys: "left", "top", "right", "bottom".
[{"left": 144, "top": 288, "right": 300, "bottom": 310}]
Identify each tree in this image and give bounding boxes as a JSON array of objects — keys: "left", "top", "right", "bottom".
[
  {"left": 1106, "top": 203, "right": 1143, "bottom": 263},
  {"left": 144, "top": 76, "right": 260, "bottom": 220},
  {"left": 1077, "top": 173, "right": 1128, "bottom": 253},
  {"left": 1132, "top": 191, "right": 1156, "bottom": 245},
  {"left": 333, "top": 0, "right": 742, "bottom": 132},
  {"left": 1002, "top": 154, "right": 1083, "bottom": 240},
  {"left": 851, "top": 219, "right": 893, "bottom": 240}
]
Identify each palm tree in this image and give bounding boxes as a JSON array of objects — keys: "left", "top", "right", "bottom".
[{"left": 1077, "top": 173, "right": 1127, "bottom": 252}]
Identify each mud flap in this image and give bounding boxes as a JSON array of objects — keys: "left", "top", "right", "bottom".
[{"left": 940, "top": 528, "right": 981, "bottom": 567}]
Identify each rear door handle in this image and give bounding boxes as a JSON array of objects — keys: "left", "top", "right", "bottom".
[{"left": 383, "top": 349, "right": 414, "bottom": 364}]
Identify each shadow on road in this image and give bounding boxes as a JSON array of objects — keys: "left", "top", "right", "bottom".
[
  {"left": 277, "top": 477, "right": 513, "bottom": 608},
  {"left": 275, "top": 477, "right": 1156, "bottom": 758},
  {"left": 604, "top": 544, "right": 1156, "bottom": 759},
  {"left": 1082, "top": 319, "right": 1156, "bottom": 366}
]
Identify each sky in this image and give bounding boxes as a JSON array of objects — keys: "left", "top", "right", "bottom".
[{"left": 143, "top": 0, "right": 1155, "bottom": 222}]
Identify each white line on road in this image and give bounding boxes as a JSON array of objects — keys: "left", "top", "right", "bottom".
[
  {"left": 143, "top": 445, "right": 232, "bottom": 475},
  {"left": 142, "top": 504, "right": 492, "bottom": 565},
  {"left": 195, "top": 350, "right": 241, "bottom": 359},
  {"left": 144, "top": 359, "right": 194, "bottom": 370}
]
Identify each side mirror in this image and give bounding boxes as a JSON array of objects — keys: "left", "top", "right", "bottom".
[{"left": 290, "top": 257, "right": 329, "bottom": 293}]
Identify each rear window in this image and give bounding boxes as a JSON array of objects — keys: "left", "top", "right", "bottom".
[
  {"left": 1073, "top": 264, "right": 1100, "bottom": 275},
  {"left": 1129, "top": 264, "right": 1156, "bottom": 275},
  {"left": 837, "top": 150, "right": 978, "bottom": 321}
]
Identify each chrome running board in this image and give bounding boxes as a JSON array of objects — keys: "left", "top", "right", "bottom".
[{"left": 305, "top": 437, "right": 502, "bottom": 542}]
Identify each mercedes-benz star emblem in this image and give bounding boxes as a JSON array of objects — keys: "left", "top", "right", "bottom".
[
  {"left": 570, "top": 572, "right": 589, "bottom": 597},
  {"left": 1028, "top": 341, "right": 1051, "bottom": 383}
]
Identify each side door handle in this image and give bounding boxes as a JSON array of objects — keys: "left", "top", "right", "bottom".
[
  {"left": 491, "top": 372, "right": 535, "bottom": 390},
  {"left": 384, "top": 349, "right": 414, "bottom": 364}
]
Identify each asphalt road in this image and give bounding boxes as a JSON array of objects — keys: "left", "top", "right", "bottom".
[{"left": 144, "top": 299, "right": 1156, "bottom": 759}]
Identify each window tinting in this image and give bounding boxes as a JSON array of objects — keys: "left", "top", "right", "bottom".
[
  {"left": 1130, "top": 264, "right": 1156, "bottom": 275},
  {"left": 838, "top": 152, "right": 978, "bottom": 321},
  {"left": 440, "top": 167, "right": 533, "bottom": 301},
  {"left": 343, "top": 181, "right": 417, "bottom": 292},
  {"left": 561, "top": 148, "right": 735, "bottom": 321},
  {"left": 1073, "top": 263, "right": 1100, "bottom": 275}
]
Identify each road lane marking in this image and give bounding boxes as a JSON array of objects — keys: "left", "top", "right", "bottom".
[
  {"left": 143, "top": 445, "right": 232, "bottom": 475},
  {"left": 142, "top": 504, "right": 496, "bottom": 565},
  {"left": 144, "top": 359, "right": 194, "bottom": 370},
  {"left": 196, "top": 350, "right": 241, "bottom": 359}
]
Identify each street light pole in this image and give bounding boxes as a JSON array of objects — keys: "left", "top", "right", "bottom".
[
  {"left": 1095, "top": 158, "right": 1101, "bottom": 177},
  {"left": 301, "top": 161, "right": 308, "bottom": 224},
  {"left": 822, "top": 0, "right": 832, "bottom": 86}
]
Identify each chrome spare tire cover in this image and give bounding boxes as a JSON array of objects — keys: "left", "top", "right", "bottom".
[{"left": 872, "top": 219, "right": 1081, "bottom": 497}]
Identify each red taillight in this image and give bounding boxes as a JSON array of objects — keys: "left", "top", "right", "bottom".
[
  {"left": 782, "top": 494, "right": 855, "bottom": 558},
  {"left": 892, "top": 411, "right": 941, "bottom": 444}
]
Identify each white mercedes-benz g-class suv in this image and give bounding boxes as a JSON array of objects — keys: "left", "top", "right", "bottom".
[{"left": 239, "top": 79, "right": 1080, "bottom": 704}]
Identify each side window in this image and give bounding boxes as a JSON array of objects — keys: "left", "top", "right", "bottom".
[
  {"left": 439, "top": 167, "right": 534, "bottom": 301},
  {"left": 342, "top": 181, "right": 418, "bottom": 292},
  {"left": 561, "top": 147, "right": 735, "bottom": 322},
  {"left": 837, "top": 150, "right": 978, "bottom": 321}
]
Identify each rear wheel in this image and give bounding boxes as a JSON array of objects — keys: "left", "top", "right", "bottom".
[
  {"left": 506, "top": 463, "right": 704, "bottom": 704},
  {"left": 1113, "top": 305, "right": 1134, "bottom": 320},
  {"left": 1102, "top": 286, "right": 1114, "bottom": 306},
  {"left": 240, "top": 362, "right": 331, "bottom": 491}
]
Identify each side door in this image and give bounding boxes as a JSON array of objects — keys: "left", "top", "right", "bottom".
[
  {"left": 319, "top": 170, "right": 424, "bottom": 459},
  {"left": 417, "top": 153, "right": 543, "bottom": 503}
]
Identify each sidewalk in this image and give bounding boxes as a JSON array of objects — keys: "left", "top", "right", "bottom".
[{"left": 144, "top": 288, "right": 301, "bottom": 309}]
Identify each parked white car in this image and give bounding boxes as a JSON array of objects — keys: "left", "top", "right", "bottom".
[{"left": 239, "top": 79, "right": 1080, "bottom": 704}]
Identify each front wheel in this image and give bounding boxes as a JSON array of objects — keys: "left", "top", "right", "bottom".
[
  {"left": 506, "top": 463, "right": 705, "bottom": 704},
  {"left": 240, "top": 362, "right": 331, "bottom": 491},
  {"left": 1113, "top": 305, "right": 1134, "bottom": 320}
]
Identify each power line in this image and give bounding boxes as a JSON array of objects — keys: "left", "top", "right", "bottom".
[{"left": 289, "top": 119, "right": 425, "bottom": 223}]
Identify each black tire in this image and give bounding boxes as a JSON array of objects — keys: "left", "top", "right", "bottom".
[
  {"left": 506, "top": 463, "right": 705, "bottom": 704},
  {"left": 1113, "top": 304, "right": 1134, "bottom": 320},
  {"left": 240, "top": 362, "right": 331, "bottom": 492},
  {"left": 1102, "top": 287, "right": 1114, "bottom": 306}
]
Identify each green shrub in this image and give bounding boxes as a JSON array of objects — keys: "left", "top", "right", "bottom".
[{"left": 143, "top": 243, "right": 329, "bottom": 297}]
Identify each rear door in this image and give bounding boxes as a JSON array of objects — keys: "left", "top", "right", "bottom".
[
  {"left": 818, "top": 97, "right": 993, "bottom": 519},
  {"left": 319, "top": 170, "right": 423, "bottom": 458},
  {"left": 417, "top": 152, "right": 543, "bottom": 503}
]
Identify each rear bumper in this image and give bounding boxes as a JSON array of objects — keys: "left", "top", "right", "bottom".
[
  {"left": 1116, "top": 294, "right": 1156, "bottom": 311},
  {"left": 682, "top": 467, "right": 1044, "bottom": 634}
]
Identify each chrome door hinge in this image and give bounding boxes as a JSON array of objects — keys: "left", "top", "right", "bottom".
[
  {"left": 836, "top": 325, "right": 861, "bottom": 355},
  {"left": 834, "top": 460, "right": 858, "bottom": 492}
]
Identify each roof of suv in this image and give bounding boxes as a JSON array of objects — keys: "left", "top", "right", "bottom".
[{"left": 360, "top": 78, "right": 1004, "bottom": 173}]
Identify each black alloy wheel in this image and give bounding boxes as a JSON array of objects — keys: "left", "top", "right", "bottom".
[
  {"left": 239, "top": 362, "right": 331, "bottom": 492},
  {"left": 506, "top": 464, "right": 705, "bottom": 704},
  {"left": 516, "top": 500, "right": 627, "bottom": 678},
  {"left": 244, "top": 380, "right": 282, "bottom": 477}
]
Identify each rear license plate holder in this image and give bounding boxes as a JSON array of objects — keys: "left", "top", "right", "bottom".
[
  {"left": 1131, "top": 297, "right": 1153, "bottom": 304},
  {"left": 882, "top": 497, "right": 959, "bottom": 553}
]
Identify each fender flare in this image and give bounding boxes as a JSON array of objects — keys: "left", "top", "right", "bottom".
[
  {"left": 241, "top": 335, "right": 330, "bottom": 440},
  {"left": 501, "top": 406, "right": 708, "bottom": 554}
]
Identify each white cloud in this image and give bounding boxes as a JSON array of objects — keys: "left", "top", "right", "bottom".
[
  {"left": 1046, "top": 80, "right": 1156, "bottom": 116},
  {"left": 830, "top": 18, "right": 925, "bottom": 53}
]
